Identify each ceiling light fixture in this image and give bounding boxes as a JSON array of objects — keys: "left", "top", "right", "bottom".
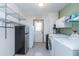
[{"left": 38, "top": 3, "right": 44, "bottom": 7}]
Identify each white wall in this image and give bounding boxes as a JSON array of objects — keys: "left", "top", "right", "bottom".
[{"left": 43, "top": 13, "right": 58, "bottom": 42}]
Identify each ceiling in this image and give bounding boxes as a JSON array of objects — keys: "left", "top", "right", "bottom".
[{"left": 15, "top": 3, "right": 67, "bottom": 16}]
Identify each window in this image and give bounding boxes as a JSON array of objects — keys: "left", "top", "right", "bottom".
[{"left": 35, "top": 21, "right": 42, "bottom": 31}]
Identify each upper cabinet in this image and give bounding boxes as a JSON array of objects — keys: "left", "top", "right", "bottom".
[
  {"left": 56, "top": 16, "right": 71, "bottom": 28},
  {"left": 56, "top": 13, "right": 79, "bottom": 28}
]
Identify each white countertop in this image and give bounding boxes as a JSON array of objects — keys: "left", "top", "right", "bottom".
[
  {"left": 55, "top": 38, "right": 79, "bottom": 50},
  {"left": 49, "top": 33, "right": 79, "bottom": 50}
]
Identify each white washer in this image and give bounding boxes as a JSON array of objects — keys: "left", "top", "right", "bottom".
[{"left": 49, "top": 34, "right": 69, "bottom": 56}]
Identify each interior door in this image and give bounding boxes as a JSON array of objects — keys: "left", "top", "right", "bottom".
[{"left": 34, "top": 20, "right": 44, "bottom": 43}]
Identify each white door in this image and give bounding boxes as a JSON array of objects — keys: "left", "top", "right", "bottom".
[{"left": 34, "top": 20, "right": 44, "bottom": 42}]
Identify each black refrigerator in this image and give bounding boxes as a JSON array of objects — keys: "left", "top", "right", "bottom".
[{"left": 15, "top": 26, "right": 29, "bottom": 54}]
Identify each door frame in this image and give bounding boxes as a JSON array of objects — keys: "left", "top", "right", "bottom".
[{"left": 33, "top": 19, "right": 44, "bottom": 43}]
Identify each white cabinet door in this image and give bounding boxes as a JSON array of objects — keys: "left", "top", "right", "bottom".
[
  {"left": 56, "top": 17, "right": 71, "bottom": 28},
  {"left": 29, "top": 26, "right": 34, "bottom": 48},
  {"left": 5, "top": 28, "right": 15, "bottom": 56},
  {"left": 56, "top": 20, "right": 64, "bottom": 28},
  {"left": 0, "top": 27, "right": 6, "bottom": 56}
]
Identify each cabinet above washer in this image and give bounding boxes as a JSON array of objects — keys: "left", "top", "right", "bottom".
[{"left": 56, "top": 16, "right": 71, "bottom": 28}]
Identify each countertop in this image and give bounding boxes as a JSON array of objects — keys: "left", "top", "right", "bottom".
[{"left": 55, "top": 38, "right": 79, "bottom": 50}]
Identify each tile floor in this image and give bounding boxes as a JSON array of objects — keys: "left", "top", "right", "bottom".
[
  {"left": 15, "top": 42, "right": 50, "bottom": 56},
  {"left": 26, "top": 42, "right": 50, "bottom": 56}
]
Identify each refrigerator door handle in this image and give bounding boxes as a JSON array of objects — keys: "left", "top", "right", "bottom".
[{"left": 25, "top": 33, "right": 29, "bottom": 35}]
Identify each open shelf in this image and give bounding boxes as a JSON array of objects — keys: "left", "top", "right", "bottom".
[{"left": 0, "top": 3, "right": 26, "bottom": 25}]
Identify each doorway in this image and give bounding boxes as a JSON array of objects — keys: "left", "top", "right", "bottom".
[{"left": 33, "top": 19, "right": 44, "bottom": 43}]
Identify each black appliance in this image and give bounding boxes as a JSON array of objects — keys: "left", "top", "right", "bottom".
[
  {"left": 15, "top": 26, "right": 29, "bottom": 54},
  {"left": 46, "top": 34, "right": 49, "bottom": 50},
  {"left": 53, "top": 24, "right": 57, "bottom": 34}
]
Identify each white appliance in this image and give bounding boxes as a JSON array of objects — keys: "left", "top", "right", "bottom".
[
  {"left": 29, "top": 26, "right": 34, "bottom": 48},
  {"left": 54, "top": 38, "right": 79, "bottom": 56},
  {"left": 48, "top": 34, "right": 69, "bottom": 56}
]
